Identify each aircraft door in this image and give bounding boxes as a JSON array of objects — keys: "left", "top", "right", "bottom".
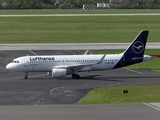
[{"left": 24, "top": 57, "right": 29, "bottom": 67}]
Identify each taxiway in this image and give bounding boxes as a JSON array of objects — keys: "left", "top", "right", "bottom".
[
  {"left": 0, "top": 50, "right": 160, "bottom": 119},
  {"left": 1, "top": 50, "right": 160, "bottom": 105}
]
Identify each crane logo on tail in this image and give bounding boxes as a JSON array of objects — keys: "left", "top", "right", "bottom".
[{"left": 132, "top": 41, "right": 144, "bottom": 53}]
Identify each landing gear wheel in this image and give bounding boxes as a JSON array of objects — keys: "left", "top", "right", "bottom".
[
  {"left": 76, "top": 75, "right": 80, "bottom": 79},
  {"left": 24, "top": 76, "right": 28, "bottom": 79},
  {"left": 72, "top": 74, "right": 76, "bottom": 79},
  {"left": 24, "top": 72, "right": 28, "bottom": 80},
  {"left": 72, "top": 73, "right": 80, "bottom": 79}
]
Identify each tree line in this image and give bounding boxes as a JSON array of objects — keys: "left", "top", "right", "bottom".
[{"left": 0, "top": 0, "right": 160, "bottom": 9}]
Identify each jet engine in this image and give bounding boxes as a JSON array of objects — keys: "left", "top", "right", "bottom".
[{"left": 51, "top": 69, "right": 67, "bottom": 78}]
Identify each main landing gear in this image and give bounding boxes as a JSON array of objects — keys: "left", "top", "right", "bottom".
[
  {"left": 24, "top": 73, "right": 28, "bottom": 79},
  {"left": 72, "top": 73, "right": 80, "bottom": 79}
]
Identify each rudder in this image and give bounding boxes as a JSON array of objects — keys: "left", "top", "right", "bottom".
[{"left": 113, "top": 30, "right": 149, "bottom": 69}]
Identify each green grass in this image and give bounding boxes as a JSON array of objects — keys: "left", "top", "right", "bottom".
[
  {"left": 77, "top": 85, "right": 160, "bottom": 104},
  {"left": 0, "top": 15, "right": 160, "bottom": 43},
  {"left": 126, "top": 58, "right": 160, "bottom": 70},
  {"left": 93, "top": 49, "right": 160, "bottom": 54},
  {"left": 93, "top": 49, "right": 160, "bottom": 71},
  {"left": 1, "top": 9, "right": 160, "bottom": 14}
]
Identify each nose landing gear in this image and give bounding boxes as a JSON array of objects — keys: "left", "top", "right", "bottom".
[{"left": 24, "top": 73, "right": 28, "bottom": 79}]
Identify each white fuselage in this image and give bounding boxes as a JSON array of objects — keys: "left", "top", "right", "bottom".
[{"left": 6, "top": 54, "right": 123, "bottom": 72}]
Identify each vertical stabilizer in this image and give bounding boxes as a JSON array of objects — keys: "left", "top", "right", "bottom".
[
  {"left": 114, "top": 30, "right": 149, "bottom": 69},
  {"left": 123, "top": 30, "right": 149, "bottom": 57}
]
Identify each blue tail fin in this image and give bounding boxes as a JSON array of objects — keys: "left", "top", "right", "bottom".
[
  {"left": 123, "top": 30, "right": 149, "bottom": 57},
  {"left": 114, "top": 30, "right": 149, "bottom": 69}
]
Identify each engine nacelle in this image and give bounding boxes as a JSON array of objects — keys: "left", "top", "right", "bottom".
[{"left": 52, "top": 69, "right": 67, "bottom": 78}]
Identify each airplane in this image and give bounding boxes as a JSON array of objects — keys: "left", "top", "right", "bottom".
[{"left": 6, "top": 30, "right": 152, "bottom": 79}]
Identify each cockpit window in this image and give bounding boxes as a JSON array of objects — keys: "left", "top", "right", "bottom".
[{"left": 11, "top": 61, "right": 19, "bottom": 63}]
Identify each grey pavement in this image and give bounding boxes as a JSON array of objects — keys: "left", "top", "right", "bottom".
[
  {"left": 0, "top": 50, "right": 160, "bottom": 105},
  {"left": 0, "top": 43, "right": 160, "bottom": 50},
  {"left": 150, "top": 103, "right": 160, "bottom": 109},
  {"left": 0, "top": 104, "right": 160, "bottom": 120},
  {"left": 0, "top": 50, "right": 160, "bottom": 120},
  {"left": 1, "top": 13, "right": 160, "bottom": 17}
]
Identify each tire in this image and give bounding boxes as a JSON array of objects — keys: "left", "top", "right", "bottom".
[
  {"left": 24, "top": 76, "right": 28, "bottom": 79},
  {"left": 76, "top": 75, "right": 80, "bottom": 79},
  {"left": 72, "top": 74, "right": 76, "bottom": 79}
]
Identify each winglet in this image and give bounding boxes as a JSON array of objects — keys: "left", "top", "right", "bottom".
[
  {"left": 84, "top": 50, "right": 89, "bottom": 55},
  {"left": 97, "top": 54, "right": 106, "bottom": 64}
]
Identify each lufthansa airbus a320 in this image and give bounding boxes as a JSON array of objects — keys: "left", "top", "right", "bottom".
[{"left": 6, "top": 30, "right": 152, "bottom": 79}]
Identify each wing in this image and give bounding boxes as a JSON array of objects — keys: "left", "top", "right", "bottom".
[{"left": 54, "top": 54, "right": 106, "bottom": 71}]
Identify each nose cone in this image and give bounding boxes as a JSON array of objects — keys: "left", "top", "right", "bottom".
[
  {"left": 6, "top": 63, "right": 14, "bottom": 71},
  {"left": 6, "top": 64, "right": 11, "bottom": 70}
]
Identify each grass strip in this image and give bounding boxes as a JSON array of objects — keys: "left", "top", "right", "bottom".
[
  {"left": 0, "top": 16, "right": 160, "bottom": 43},
  {"left": 77, "top": 85, "right": 160, "bottom": 104}
]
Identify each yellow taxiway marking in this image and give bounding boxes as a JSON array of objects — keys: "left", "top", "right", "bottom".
[
  {"left": 0, "top": 74, "right": 47, "bottom": 81},
  {"left": 0, "top": 58, "right": 14, "bottom": 61},
  {"left": 124, "top": 67, "right": 143, "bottom": 74},
  {"left": 28, "top": 49, "right": 38, "bottom": 56}
]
